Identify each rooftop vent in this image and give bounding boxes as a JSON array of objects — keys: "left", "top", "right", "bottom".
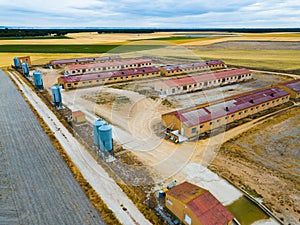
[
  {"left": 225, "top": 107, "right": 229, "bottom": 112},
  {"left": 270, "top": 93, "right": 274, "bottom": 97},
  {"left": 250, "top": 99, "right": 254, "bottom": 104}
]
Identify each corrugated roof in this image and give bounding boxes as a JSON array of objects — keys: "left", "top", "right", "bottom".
[
  {"left": 163, "top": 68, "right": 250, "bottom": 87},
  {"left": 65, "top": 58, "right": 152, "bottom": 70},
  {"left": 170, "top": 87, "right": 289, "bottom": 127},
  {"left": 59, "top": 67, "right": 159, "bottom": 83},
  {"left": 167, "top": 182, "right": 207, "bottom": 204},
  {"left": 72, "top": 110, "right": 85, "bottom": 117},
  {"left": 188, "top": 192, "right": 234, "bottom": 225},
  {"left": 50, "top": 55, "right": 121, "bottom": 65},
  {"left": 161, "top": 60, "right": 224, "bottom": 71},
  {"left": 281, "top": 79, "right": 300, "bottom": 92},
  {"left": 167, "top": 182, "right": 234, "bottom": 225}
]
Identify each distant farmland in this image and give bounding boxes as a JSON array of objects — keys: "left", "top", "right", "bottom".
[{"left": 0, "top": 44, "right": 165, "bottom": 53}]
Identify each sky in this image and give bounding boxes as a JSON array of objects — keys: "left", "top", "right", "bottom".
[{"left": 0, "top": 0, "right": 299, "bottom": 28}]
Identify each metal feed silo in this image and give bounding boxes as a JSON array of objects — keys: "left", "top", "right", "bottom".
[
  {"left": 33, "top": 70, "right": 44, "bottom": 90},
  {"left": 93, "top": 119, "right": 105, "bottom": 146},
  {"left": 98, "top": 123, "right": 113, "bottom": 151},
  {"left": 51, "top": 85, "right": 62, "bottom": 107},
  {"left": 22, "top": 62, "right": 29, "bottom": 77},
  {"left": 13, "top": 57, "right": 20, "bottom": 68}
]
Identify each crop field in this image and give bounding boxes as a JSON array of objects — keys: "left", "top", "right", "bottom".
[
  {"left": 210, "top": 106, "right": 300, "bottom": 225},
  {"left": 0, "top": 70, "right": 104, "bottom": 225}
]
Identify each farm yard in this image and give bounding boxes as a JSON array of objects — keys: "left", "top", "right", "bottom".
[
  {"left": 2, "top": 30, "right": 300, "bottom": 225},
  {"left": 0, "top": 70, "right": 105, "bottom": 225}
]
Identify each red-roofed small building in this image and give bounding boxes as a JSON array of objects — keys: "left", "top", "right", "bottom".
[
  {"left": 72, "top": 110, "right": 86, "bottom": 124},
  {"left": 166, "top": 182, "right": 234, "bottom": 225},
  {"left": 162, "top": 87, "right": 290, "bottom": 139},
  {"left": 155, "top": 68, "right": 252, "bottom": 96},
  {"left": 278, "top": 79, "right": 300, "bottom": 99}
]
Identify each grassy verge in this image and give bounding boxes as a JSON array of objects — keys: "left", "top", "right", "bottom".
[
  {"left": 0, "top": 44, "right": 165, "bottom": 53},
  {"left": 0, "top": 36, "right": 71, "bottom": 40},
  {"left": 7, "top": 68, "right": 121, "bottom": 225}
]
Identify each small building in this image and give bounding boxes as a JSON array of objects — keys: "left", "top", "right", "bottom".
[
  {"left": 278, "top": 79, "right": 300, "bottom": 99},
  {"left": 50, "top": 55, "right": 121, "bottom": 69},
  {"left": 160, "top": 60, "right": 225, "bottom": 77},
  {"left": 162, "top": 87, "right": 290, "bottom": 139},
  {"left": 72, "top": 110, "right": 86, "bottom": 124},
  {"left": 166, "top": 181, "right": 234, "bottom": 225},
  {"left": 64, "top": 58, "right": 152, "bottom": 75},
  {"left": 155, "top": 68, "right": 252, "bottom": 96},
  {"left": 17, "top": 56, "right": 32, "bottom": 67},
  {"left": 58, "top": 67, "right": 160, "bottom": 90}
]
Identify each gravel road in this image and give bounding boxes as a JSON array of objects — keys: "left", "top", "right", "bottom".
[{"left": 0, "top": 70, "right": 105, "bottom": 225}]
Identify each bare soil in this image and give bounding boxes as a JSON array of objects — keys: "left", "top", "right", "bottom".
[{"left": 209, "top": 106, "right": 300, "bottom": 225}]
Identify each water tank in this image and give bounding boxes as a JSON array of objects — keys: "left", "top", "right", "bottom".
[
  {"left": 93, "top": 119, "right": 105, "bottom": 146},
  {"left": 98, "top": 123, "right": 113, "bottom": 151},
  {"left": 13, "top": 57, "right": 20, "bottom": 68},
  {"left": 33, "top": 70, "right": 44, "bottom": 90},
  {"left": 22, "top": 62, "right": 29, "bottom": 76},
  {"left": 51, "top": 85, "right": 62, "bottom": 106}
]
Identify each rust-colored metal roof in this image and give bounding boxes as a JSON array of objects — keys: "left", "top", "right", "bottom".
[
  {"left": 281, "top": 79, "right": 300, "bottom": 92},
  {"left": 167, "top": 182, "right": 234, "bottom": 225},
  {"left": 165, "top": 87, "right": 289, "bottom": 127},
  {"left": 167, "top": 182, "right": 207, "bottom": 204},
  {"left": 50, "top": 55, "right": 121, "bottom": 65},
  {"left": 162, "top": 68, "right": 250, "bottom": 87},
  {"left": 72, "top": 110, "right": 85, "bottom": 117},
  {"left": 161, "top": 60, "right": 224, "bottom": 71},
  {"left": 59, "top": 67, "right": 159, "bottom": 83},
  {"left": 65, "top": 58, "right": 152, "bottom": 70},
  {"left": 188, "top": 192, "right": 234, "bottom": 225}
]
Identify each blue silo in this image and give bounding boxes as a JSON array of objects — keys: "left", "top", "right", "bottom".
[
  {"left": 93, "top": 119, "right": 105, "bottom": 146},
  {"left": 13, "top": 57, "right": 20, "bottom": 68},
  {"left": 33, "top": 70, "right": 44, "bottom": 90},
  {"left": 22, "top": 62, "right": 29, "bottom": 77},
  {"left": 98, "top": 123, "right": 113, "bottom": 151},
  {"left": 51, "top": 85, "right": 62, "bottom": 107}
]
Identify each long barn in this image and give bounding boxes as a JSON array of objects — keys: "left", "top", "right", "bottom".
[
  {"left": 159, "top": 60, "right": 225, "bottom": 76},
  {"left": 162, "top": 87, "right": 290, "bottom": 140},
  {"left": 50, "top": 55, "right": 121, "bottom": 68},
  {"left": 58, "top": 67, "right": 161, "bottom": 89},
  {"left": 64, "top": 58, "right": 152, "bottom": 75},
  {"left": 155, "top": 68, "right": 252, "bottom": 96}
]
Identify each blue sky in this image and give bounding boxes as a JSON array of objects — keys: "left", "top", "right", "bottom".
[{"left": 0, "top": 0, "right": 299, "bottom": 28}]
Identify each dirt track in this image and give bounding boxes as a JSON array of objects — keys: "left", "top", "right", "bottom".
[{"left": 0, "top": 70, "right": 105, "bottom": 225}]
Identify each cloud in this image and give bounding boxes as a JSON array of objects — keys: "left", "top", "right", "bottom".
[{"left": 0, "top": 0, "right": 299, "bottom": 27}]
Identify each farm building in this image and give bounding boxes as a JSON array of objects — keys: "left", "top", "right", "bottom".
[
  {"left": 160, "top": 60, "right": 225, "bottom": 76},
  {"left": 155, "top": 68, "right": 252, "bottom": 96},
  {"left": 72, "top": 110, "right": 86, "bottom": 124},
  {"left": 50, "top": 55, "right": 121, "bottom": 68},
  {"left": 162, "top": 87, "right": 290, "bottom": 139},
  {"left": 166, "top": 181, "right": 234, "bottom": 225},
  {"left": 58, "top": 67, "right": 160, "bottom": 89},
  {"left": 278, "top": 79, "right": 300, "bottom": 99},
  {"left": 64, "top": 58, "right": 152, "bottom": 75},
  {"left": 16, "top": 56, "right": 32, "bottom": 67}
]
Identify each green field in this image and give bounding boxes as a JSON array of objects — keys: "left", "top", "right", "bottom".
[
  {"left": 0, "top": 44, "right": 165, "bottom": 53},
  {"left": 0, "top": 36, "right": 71, "bottom": 40},
  {"left": 195, "top": 50, "right": 300, "bottom": 71},
  {"left": 227, "top": 196, "right": 269, "bottom": 225}
]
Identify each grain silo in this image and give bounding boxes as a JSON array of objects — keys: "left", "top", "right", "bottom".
[
  {"left": 13, "top": 57, "right": 20, "bottom": 68},
  {"left": 33, "top": 70, "right": 44, "bottom": 90},
  {"left": 93, "top": 119, "right": 105, "bottom": 146},
  {"left": 98, "top": 123, "right": 113, "bottom": 152},
  {"left": 22, "top": 62, "right": 29, "bottom": 77},
  {"left": 51, "top": 85, "right": 62, "bottom": 108}
]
